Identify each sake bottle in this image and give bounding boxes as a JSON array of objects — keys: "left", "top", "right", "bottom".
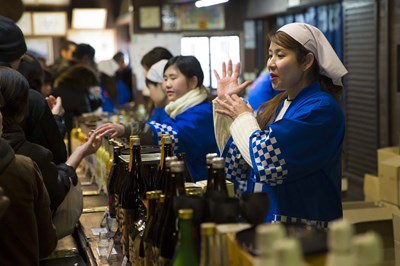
[
  {"left": 107, "top": 140, "right": 124, "bottom": 219},
  {"left": 274, "top": 238, "right": 305, "bottom": 266},
  {"left": 159, "top": 161, "right": 187, "bottom": 265},
  {"left": 173, "top": 209, "right": 199, "bottom": 266},
  {"left": 255, "top": 223, "right": 285, "bottom": 266},
  {"left": 157, "top": 134, "right": 174, "bottom": 192},
  {"left": 142, "top": 190, "right": 161, "bottom": 266},
  {"left": 205, "top": 153, "right": 218, "bottom": 194},
  {"left": 353, "top": 231, "right": 383, "bottom": 266},
  {"left": 152, "top": 193, "right": 165, "bottom": 266},
  {"left": 120, "top": 136, "right": 142, "bottom": 261},
  {"left": 205, "top": 157, "right": 228, "bottom": 199},
  {"left": 199, "top": 222, "right": 219, "bottom": 266},
  {"left": 325, "top": 219, "right": 355, "bottom": 266},
  {"left": 154, "top": 156, "right": 178, "bottom": 264}
]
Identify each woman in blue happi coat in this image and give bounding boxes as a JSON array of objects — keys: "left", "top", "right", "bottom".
[
  {"left": 95, "top": 56, "right": 217, "bottom": 182},
  {"left": 213, "top": 23, "right": 348, "bottom": 226}
]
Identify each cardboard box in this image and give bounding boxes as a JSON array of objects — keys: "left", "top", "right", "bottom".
[
  {"left": 364, "top": 174, "right": 380, "bottom": 201},
  {"left": 379, "top": 157, "right": 400, "bottom": 206},
  {"left": 378, "top": 146, "right": 400, "bottom": 174}
]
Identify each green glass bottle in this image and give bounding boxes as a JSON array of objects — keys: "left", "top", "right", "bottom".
[{"left": 173, "top": 209, "right": 199, "bottom": 266}]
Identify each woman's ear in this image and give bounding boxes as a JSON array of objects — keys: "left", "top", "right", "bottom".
[
  {"left": 302, "top": 52, "right": 315, "bottom": 72},
  {"left": 189, "top": 76, "right": 198, "bottom": 90}
]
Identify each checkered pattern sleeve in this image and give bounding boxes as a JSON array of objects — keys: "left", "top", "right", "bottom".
[
  {"left": 147, "top": 121, "right": 179, "bottom": 153},
  {"left": 222, "top": 137, "right": 251, "bottom": 197},
  {"left": 249, "top": 128, "right": 289, "bottom": 186}
]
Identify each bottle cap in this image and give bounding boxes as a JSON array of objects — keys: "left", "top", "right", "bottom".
[
  {"left": 165, "top": 156, "right": 178, "bottom": 167},
  {"left": 171, "top": 161, "right": 184, "bottom": 173},
  {"left": 206, "top": 153, "right": 218, "bottom": 164},
  {"left": 274, "top": 238, "right": 304, "bottom": 266},
  {"left": 201, "top": 222, "right": 217, "bottom": 236},
  {"left": 328, "top": 219, "right": 354, "bottom": 251},
  {"left": 256, "top": 223, "right": 285, "bottom": 255},
  {"left": 212, "top": 157, "right": 225, "bottom": 169},
  {"left": 178, "top": 208, "right": 193, "bottom": 219},
  {"left": 353, "top": 231, "right": 383, "bottom": 266},
  {"left": 159, "top": 194, "right": 165, "bottom": 203},
  {"left": 163, "top": 134, "right": 172, "bottom": 144}
]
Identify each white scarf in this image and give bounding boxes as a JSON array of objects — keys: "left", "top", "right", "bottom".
[{"left": 165, "top": 87, "right": 208, "bottom": 119}]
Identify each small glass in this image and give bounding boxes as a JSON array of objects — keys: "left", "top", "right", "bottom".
[{"left": 98, "top": 231, "right": 110, "bottom": 262}]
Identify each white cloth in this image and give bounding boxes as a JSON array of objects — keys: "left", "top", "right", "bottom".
[
  {"left": 165, "top": 87, "right": 208, "bottom": 119},
  {"left": 213, "top": 99, "right": 234, "bottom": 153},
  {"left": 278, "top": 22, "right": 348, "bottom": 86},
  {"left": 97, "top": 59, "right": 118, "bottom": 77},
  {"left": 146, "top": 59, "right": 168, "bottom": 83},
  {"left": 230, "top": 112, "right": 260, "bottom": 167},
  {"left": 274, "top": 99, "right": 292, "bottom": 121}
]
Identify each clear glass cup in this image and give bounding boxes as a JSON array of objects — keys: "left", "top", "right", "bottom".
[{"left": 98, "top": 231, "right": 110, "bottom": 262}]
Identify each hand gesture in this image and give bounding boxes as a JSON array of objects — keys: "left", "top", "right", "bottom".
[
  {"left": 81, "top": 131, "right": 102, "bottom": 157},
  {"left": 215, "top": 94, "right": 254, "bottom": 120},
  {"left": 213, "top": 60, "right": 251, "bottom": 100},
  {"left": 94, "top": 122, "right": 125, "bottom": 139},
  {"left": 46, "top": 95, "right": 65, "bottom": 116}
]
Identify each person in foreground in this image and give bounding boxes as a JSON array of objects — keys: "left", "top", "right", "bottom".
[
  {"left": 213, "top": 22, "right": 348, "bottom": 226},
  {"left": 0, "top": 105, "right": 57, "bottom": 264},
  {"left": 95, "top": 56, "right": 218, "bottom": 181}
]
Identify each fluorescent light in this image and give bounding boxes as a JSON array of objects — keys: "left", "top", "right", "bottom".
[{"left": 195, "top": 0, "right": 229, "bottom": 8}]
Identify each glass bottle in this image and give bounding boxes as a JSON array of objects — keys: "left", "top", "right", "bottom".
[
  {"left": 159, "top": 161, "right": 187, "bottom": 265},
  {"left": 107, "top": 140, "right": 124, "bottom": 219},
  {"left": 154, "top": 156, "right": 178, "bottom": 262},
  {"left": 142, "top": 190, "right": 161, "bottom": 266},
  {"left": 120, "top": 136, "right": 143, "bottom": 261},
  {"left": 205, "top": 153, "right": 218, "bottom": 193},
  {"left": 173, "top": 209, "right": 199, "bottom": 266},
  {"left": 206, "top": 157, "right": 228, "bottom": 198},
  {"left": 177, "top": 152, "right": 194, "bottom": 183},
  {"left": 353, "top": 231, "right": 383, "bottom": 266},
  {"left": 274, "top": 238, "right": 305, "bottom": 266},
  {"left": 325, "top": 219, "right": 355, "bottom": 266},
  {"left": 199, "top": 222, "right": 219, "bottom": 266},
  {"left": 157, "top": 134, "right": 174, "bottom": 192},
  {"left": 152, "top": 193, "right": 165, "bottom": 266},
  {"left": 255, "top": 223, "right": 285, "bottom": 266}
]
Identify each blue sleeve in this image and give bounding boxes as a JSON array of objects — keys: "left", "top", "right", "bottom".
[{"left": 250, "top": 97, "right": 344, "bottom": 185}]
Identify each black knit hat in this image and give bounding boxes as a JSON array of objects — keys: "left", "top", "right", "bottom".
[{"left": 0, "top": 15, "right": 27, "bottom": 63}]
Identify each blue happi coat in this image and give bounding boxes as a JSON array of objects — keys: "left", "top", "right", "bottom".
[
  {"left": 223, "top": 82, "right": 344, "bottom": 226},
  {"left": 146, "top": 100, "right": 218, "bottom": 182}
]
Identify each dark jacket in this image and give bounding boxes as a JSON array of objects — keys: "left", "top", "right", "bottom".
[
  {"left": 20, "top": 89, "right": 67, "bottom": 164},
  {"left": 0, "top": 138, "right": 57, "bottom": 265},
  {"left": 2, "top": 124, "right": 77, "bottom": 212}
]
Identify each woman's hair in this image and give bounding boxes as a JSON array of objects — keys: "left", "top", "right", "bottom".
[
  {"left": 141, "top": 47, "right": 173, "bottom": 70},
  {"left": 164, "top": 55, "right": 204, "bottom": 88},
  {"left": 17, "top": 53, "right": 44, "bottom": 92},
  {"left": 256, "top": 31, "right": 343, "bottom": 129},
  {"left": 0, "top": 66, "right": 29, "bottom": 126},
  {"left": 54, "top": 64, "right": 99, "bottom": 92}
]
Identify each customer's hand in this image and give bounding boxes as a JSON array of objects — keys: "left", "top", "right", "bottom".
[
  {"left": 213, "top": 60, "right": 251, "bottom": 100},
  {"left": 46, "top": 95, "right": 65, "bottom": 116},
  {"left": 81, "top": 131, "right": 102, "bottom": 157},
  {"left": 94, "top": 122, "right": 125, "bottom": 139}
]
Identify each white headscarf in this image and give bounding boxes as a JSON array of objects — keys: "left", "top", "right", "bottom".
[
  {"left": 146, "top": 59, "right": 168, "bottom": 83},
  {"left": 278, "top": 22, "right": 348, "bottom": 86}
]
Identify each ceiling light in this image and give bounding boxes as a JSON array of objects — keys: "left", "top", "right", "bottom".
[{"left": 195, "top": 0, "right": 229, "bottom": 8}]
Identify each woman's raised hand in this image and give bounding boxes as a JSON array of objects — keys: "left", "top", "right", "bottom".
[{"left": 213, "top": 60, "right": 251, "bottom": 100}]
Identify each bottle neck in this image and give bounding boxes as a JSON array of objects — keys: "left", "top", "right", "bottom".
[
  {"left": 178, "top": 218, "right": 195, "bottom": 249},
  {"left": 172, "top": 171, "right": 186, "bottom": 197}
]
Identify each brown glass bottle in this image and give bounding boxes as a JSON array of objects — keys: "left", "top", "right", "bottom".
[
  {"left": 159, "top": 161, "right": 187, "bottom": 265},
  {"left": 177, "top": 152, "right": 194, "bottom": 183},
  {"left": 152, "top": 193, "right": 165, "bottom": 266},
  {"left": 204, "top": 153, "right": 218, "bottom": 196},
  {"left": 154, "top": 156, "right": 178, "bottom": 264},
  {"left": 142, "top": 190, "right": 161, "bottom": 266},
  {"left": 107, "top": 140, "right": 124, "bottom": 219},
  {"left": 157, "top": 134, "right": 174, "bottom": 191},
  {"left": 206, "top": 157, "right": 228, "bottom": 198},
  {"left": 120, "top": 136, "right": 143, "bottom": 260}
]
